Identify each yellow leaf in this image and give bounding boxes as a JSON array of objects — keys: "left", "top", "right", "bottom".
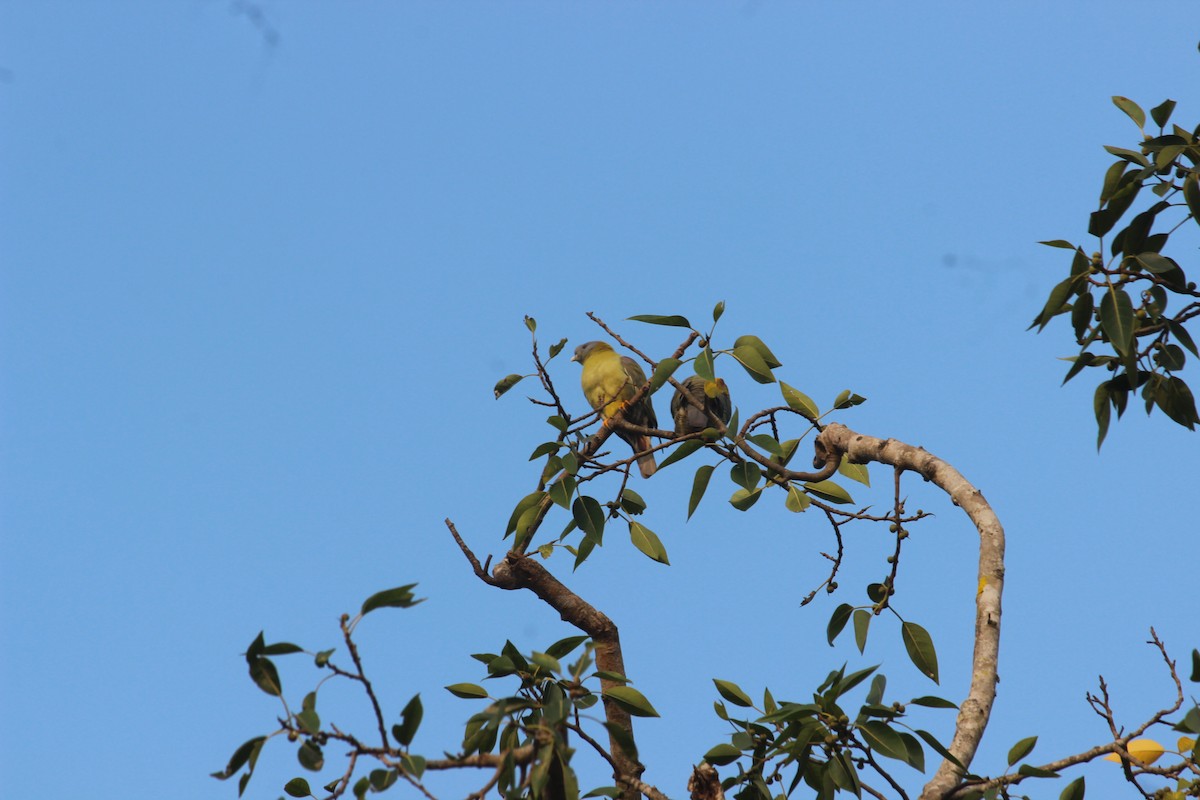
[
  {"left": 1103, "top": 738, "right": 1164, "bottom": 765},
  {"left": 1178, "top": 736, "right": 1196, "bottom": 752}
]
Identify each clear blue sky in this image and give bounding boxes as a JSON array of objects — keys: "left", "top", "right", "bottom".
[{"left": 2, "top": 3, "right": 1197, "bottom": 799}]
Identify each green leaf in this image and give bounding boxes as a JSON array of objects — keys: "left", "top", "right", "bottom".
[
  {"left": 1150, "top": 98, "right": 1176, "bottom": 128},
  {"left": 803, "top": 479, "right": 853, "bottom": 504},
  {"left": 284, "top": 778, "right": 314, "bottom": 798},
  {"left": 211, "top": 736, "right": 267, "bottom": 780},
  {"left": 530, "top": 441, "right": 561, "bottom": 460},
  {"left": 703, "top": 743, "right": 742, "bottom": 766},
  {"left": 1071, "top": 293, "right": 1094, "bottom": 341},
  {"left": 899, "top": 731, "right": 926, "bottom": 773},
  {"left": 494, "top": 374, "right": 524, "bottom": 399},
  {"left": 1135, "top": 252, "right": 1178, "bottom": 274},
  {"left": 658, "top": 439, "right": 703, "bottom": 470},
  {"left": 747, "top": 433, "right": 783, "bottom": 456},
  {"left": 860, "top": 720, "right": 910, "bottom": 762},
  {"left": 780, "top": 382, "right": 819, "bottom": 420},
  {"left": 361, "top": 584, "right": 423, "bottom": 616},
  {"left": 1007, "top": 735, "right": 1038, "bottom": 766},
  {"left": 826, "top": 603, "right": 853, "bottom": 646},
  {"left": 694, "top": 347, "right": 715, "bottom": 381},
  {"left": 572, "top": 496, "right": 605, "bottom": 539},
  {"left": 296, "top": 708, "right": 320, "bottom": 735},
  {"left": 260, "top": 642, "right": 303, "bottom": 656},
  {"left": 784, "top": 484, "right": 810, "bottom": 512},
  {"left": 687, "top": 464, "right": 715, "bottom": 519},
  {"left": 524, "top": 315, "right": 537, "bottom": 333},
  {"left": 915, "top": 729, "right": 965, "bottom": 770},
  {"left": 1017, "top": 764, "right": 1060, "bottom": 778},
  {"left": 548, "top": 475, "right": 576, "bottom": 510},
  {"left": 1190, "top": 649, "right": 1199, "bottom": 682},
  {"left": 545, "top": 635, "right": 589, "bottom": 660},
  {"left": 1038, "top": 239, "right": 1078, "bottom": 249},
  {"left": 628, "top": 521, "right": 670, "bottom": 565},
  {"left": 628, "top": 314, "right": 692, "bottom": 328},
  {"left": 729, "top": 462, "right": 761, "bottom": 491},
  {"left": 249, "top": 657, "right": 282, "bottom": 696},
  {"left": 728, "top": 486, "right": 763, "bottom": 511},
  {"left": 619, "top": 488, "right": 647, "bottom": 515},
  {"left": 400, "top": 753, "right": 426, "bottom": 779},
  {"left": 603, "top": 685, "right": 660, "bottom": 717},
  {"left": 733, "top": 335, "right": 782, "bottom": 368},
  {"left": 1059, "top": 776, "right": 1085, "bottom": 800},
  {"left": 369, "top": 769, "right": 399, "bottom": 792},
  {"left": 1169, "top": 319, "right": 1199, "bottom": 357},
  {"left": 297, "top": 740, "right": 324, "bottom": 771},
  {"left": 713, "top": 679, "right": 754, "bottom": 708},
  {"left": 1094, "top": 381, "right": 1112, "bottom": 450},
  {"left": 853, "top": 610, "right": 870, "bottom": 654},
  {"left": 507, "top": 491, "right": 547, "bottom": 536},
  {"left": 1112, "top": 95, "right": 1146, "bottom": 128},
  {"left": 1184, "top": 173, "right": 1200, "bottom": 224},
  {"left": 712, "top": 301, "right": 726, "bottom": 322},
  {"left": 1098, "top": 285, "right": 1135, "bottom": 356},
  {"left": 649, "top": 358, "right": 683, "bottom": 393},
  {"left": 731, "top": 344, "right": 776, "bottom": 384},
  {"left": 838, "top": 457, "right": 870, "bottom": 487},
  {"left": 910, "top": 695, "right": 957, "bottom": 709},
  {"left": 1157, "top": 376, "right": 1198, "bottom": 429},
  {"left": 314, "top": 649, "right": 334, "bottom": 668},
  {"left": 1031, "top": 277, "right": 1075, "bottom": 332},
  {"left": 395, "top": 694, "right": 423, "bottom": 746},
  {"left": 901, "top": 621, "right": 939, "bottom": 683},
  {"left": 445, "top": 683, "right": 489, "bottom": 699}
]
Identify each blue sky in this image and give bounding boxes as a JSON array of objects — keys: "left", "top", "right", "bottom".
[{"left": 2, "top": 3, "right": 1198, "bottom": 799}]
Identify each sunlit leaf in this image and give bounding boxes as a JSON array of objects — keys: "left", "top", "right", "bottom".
[
  {"left": 445, "top": 683, "right": 489, "bottom": 699},
  {"left": 728, "top": 486, "right": 762, "bottom": 511},
  {"left": 780, "top": 382, "right": 819, "bottom": 420},
  {"left": 628, "top": 521, "right": 669, "bottom": 565},
  {"left": 784, "top": 485, "right": 810, "bottom": 513},
  {"left": 1103, "top": 738, "right": 1164, "bottom": 765},
  {"left": 838, "top": 457, "right": 870, "bottom": 486},
  {"left": 803, "top": 479, "right": 853, "bottom": 504},
  {"left": 733, "top": 335, "right": 782, "bottom": 368}
]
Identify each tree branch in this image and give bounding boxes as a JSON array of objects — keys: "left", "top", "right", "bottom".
[{"left": 813, "top": 424, "right": 1005, "bottom": 800}]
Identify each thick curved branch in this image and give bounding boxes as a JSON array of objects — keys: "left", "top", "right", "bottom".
[{"left": 814, "top": 424, "right": 1005, "bottom": 800}]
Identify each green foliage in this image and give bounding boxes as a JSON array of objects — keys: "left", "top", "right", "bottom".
[{"left": 1034, "top": 95, "right": 1200, "bottom": 446}]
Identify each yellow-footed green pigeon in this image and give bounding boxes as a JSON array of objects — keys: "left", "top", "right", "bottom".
[
  {"left": 670, "top": 375, "right": 731, "bottom": 436},
  {"left": 571, "top": 341, "right": 658, "bottom": 478}
]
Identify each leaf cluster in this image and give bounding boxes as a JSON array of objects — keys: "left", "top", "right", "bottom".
[{"left": 1033, "top": 96, "right": 1200, "bottom": 446}]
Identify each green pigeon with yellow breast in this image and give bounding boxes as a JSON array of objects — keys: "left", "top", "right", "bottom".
[
  {"left": 670, "top": 374, "right": 732, "bottom": 436},
  {"left": 571, "top": 341, "right": 658, "bottom": 478}
]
